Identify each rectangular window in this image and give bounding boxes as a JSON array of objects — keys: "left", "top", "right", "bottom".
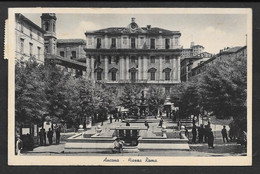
[
  {"left": 131, "top": 56, "right": 136, "bottom": 63},
  {"left": 140, "top": 37, "right": 144, "bottom": 46},
  {"left": 37, "top": 47, "right": 41, "bottom": 59},
  {"left": 60, "top": 51, "right": 64, "bottom": 57},
  {"left": 165, "top": 38, "right": 170, "bottom": 49},
  {"left": 165, "top": 72, "right": 170, "bottom": 81},
  {"left": 30, "top": 27, "right": 33, "bottom": 38},
  {"left": 131, "top": 38, "right": 136, "bottom": 49},
  {"left": 150, "top": 56, "right": 155, "bottom": 63},
  {"left": 29, "top": 43, "right": 33, "bottom": 56},
  {"left": 151, "top": 72, "right": 155, "bottom": 80},
  {"left": 174, "top": 37, "right": 179, "bottom": 45},
  {"left": 88, "top": 37, "right": 92, "bottom": 45},
  {"left": 112, "top": 71, "right": 116, "bottom": 81},
  {"left": 97, "top": 72, "right": 102, "bottom": 80},
  {"left": 131, "top": 72, "right": 136, "bottom": 81},
  {"left": 37, "top": 32, "right": 40, "bottom": 40},
  {"left": 150, "top": 38, "right": 155, "bottom": 49},
  {"left": 165, "top": 56, "right": 170, "bottom": 63},
  {"left": 97, "top": 38, "right": 101, "bottom": 49},
  {"left": 123, "top": 37, "right": 127, "bottom": 45},
  {"left": 20, "top": 39, "right": 24, "bottom": 53},
  {"left": 108, "top": 56, "right": 112, "bottom": 64},
  {"left": 111, "top": 38, "right": 116, "bottom": 48},
  {"left": 71, "top": 51, "right": 76, "bottom": 59}
]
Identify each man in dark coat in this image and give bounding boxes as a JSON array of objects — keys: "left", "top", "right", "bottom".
[
  {"left": 126, "top": 121, "right": 130, "bottom": 126},
  {"left": 192, "top": 125, "right": 197, "bottom": 143},
  {"left": 47, "top": 128, "right": 53, "bottom": 145},
  {"left": 109, "top": 115, "right": 113, "bottom": 123},
  {"left": 198, "top": 124, "right": 204, "bottom": 143},
  {"left": 221, "top": 125, "right": 229, "bottom": 143},
  {"left": 208, "top": 128, "right": 214, "bottom": 148},
  {"left": 144, "top": 121, "right": 149, "bottom": 129},
  {"left": 56, "top": 127, "right": 61, "bottom": 144}
]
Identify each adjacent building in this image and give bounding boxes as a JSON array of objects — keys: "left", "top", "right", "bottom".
[
  {"left": 191, "top": 46, "right": 247, "bottom": 78},
  {"left": 181, "top": 52, "right": 213, "bottom": 82},
  {"left": 57, "top": 39, "right": 86, "bottom": 60},
  {"left": 84, "top": 17, "right": 182, "bottom": 93},
  {"left": 15, "top": 13, "right": 46, "bottom": 63},
  {"left": 181, "top": 42, "right": 205, "bottom": 59}
]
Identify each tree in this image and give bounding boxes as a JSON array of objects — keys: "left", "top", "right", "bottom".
[
  {"left": 15, "top": 57, "right": 48, "bottom": 128},
  {"left": 147, "top": 85, "right": 165, "bottom": 115},
  {"left": 198, "top": 56, "right": 247, "bottom": 121}
]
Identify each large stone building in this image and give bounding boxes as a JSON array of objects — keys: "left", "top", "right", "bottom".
[
  {"left": 57, "top": 39, "right": 86, "bottom": 60},
  {"left": 84, "top": 18, "right": 182, "bottom": 93},
  {"left": 15, "top": 13, "right": 46, "bottom": 63}
]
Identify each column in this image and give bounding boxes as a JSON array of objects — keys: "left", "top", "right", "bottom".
[
  {"left": 159, "top": 55, "right": 163, "bottom": 80},
  {"left": 177, "top": 56, "right": 181, "bottom": 81},
  {"left": 119, "top": 55, "right": 124, "bottom": 80},
  {"left": 173, "top": 56, "right": 177, "bottom": 80},
  {"left": 104, "top": 55, "right": 108, "bottom": 80},
  {"left": 104, "top": 35, "right": 108, "bottom": 49},
  {"left": 126, "top": 56, "right": 130, "bottom": 80},
  {"left": 143, "top": 55, "right": 148, "bottom": 80},
  {"left": 91, "top": 55, "right": 95, "bottom": 80},
  {"left": 86, "top": 55, "right": 90, "bottom": 79},
  {"left": 138, "top": 56, "right": 142, "bottom": 80}
]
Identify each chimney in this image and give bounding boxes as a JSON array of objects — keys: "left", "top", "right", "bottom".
[
  {"left": 190, "top": 42, "right": 194, "bottom": 48},
  {"left": 131, "top": 17, "right": 136, "bottom": 23},
  {"left": 147, "top": 25, "right": 151, "bottom": 30}
]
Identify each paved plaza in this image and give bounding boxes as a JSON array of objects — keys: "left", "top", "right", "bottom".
[{"left": 21, "top": 117, "right": 246, "bottom": 156}]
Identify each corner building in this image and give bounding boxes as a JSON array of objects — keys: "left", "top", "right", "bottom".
[{"left": 84, "top": 18, "right": 182, "bottom": 93}]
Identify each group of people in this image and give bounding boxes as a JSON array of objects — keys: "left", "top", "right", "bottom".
[
  {"left": 110, "top": 112, "right": 128, "bottom": 123},
  {"left": 187, "top": 122, "right": 230, "bottom": 149},
  {"left": 188, "top": 122, "right": 215, "bottom": 148},
  {"left": 39, "top": 127, "right": 61, "bottom": 146}
]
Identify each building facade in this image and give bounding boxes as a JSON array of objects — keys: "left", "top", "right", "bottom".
[
  {"left": 15, "top": 13, "right": 45, "bottom": 63},
  {"left": 181, "top": 52, "right": 213, "bottom": 82},
  {"left": 84, "top": 18, "right": 182, "bottom": 92},
  {"left": 191, "top": 46, "right": 247, "bottom": 78},
  {"left": 181, "top": 42, "right": 205, "bottom": 59},
  {"left": 57, "top": 39, "right": 86, "bottom": 60}
]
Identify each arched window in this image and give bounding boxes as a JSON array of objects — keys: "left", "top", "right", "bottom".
[
  {"left": 148, "top": 67, "right": 157, "bottom": 81},
  {"left": 129, "top": 67, "right": 137, "bottom": 82},
  {"left": 163, "top": 68, "right": 171, "bottom": 81},
  {"left": 109, "top": 67, "right": 118, "bottom": 81}
]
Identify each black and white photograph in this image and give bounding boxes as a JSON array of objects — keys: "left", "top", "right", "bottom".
[{"left": 7, "top": 8, "right": 252, "bottom": 166}]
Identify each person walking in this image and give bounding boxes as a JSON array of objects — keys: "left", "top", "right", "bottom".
[
  {"left": 221, "top": 125, "right": 229, "bottom": 143},
  {"left": 126, "top": 121, "right": 130, "bottom": 126},
  {"left": 158, "top": 118, "right": 163, "bottom": 127},
  {"left": 185, "top": 127, "right": 190, "bottom": 141},
  {"left": 192, "top": 125, "right": 197, "bottom": 143},
  {"left": 198, "top": 124, "right": 204, "bottom": 143},
  {"left": 144, "top": 121, "right": 149, "bottom": 129},
  {"left": 16, "top": 135, "right": 23, "bottom": 155},
  {"left": 109, "top": 115, "right": 113, "bottom": 123},
  {"left": 208, "top": 128, "right": 214, "bottom": 148},
  {"left": 39, "top": 128, "right": 44, "bottom": 146},
  {"left": 56, "top": 127, "right": 61, "bottom": 144},
  {"left": 47, "top": 128, "right": 53, "bottom": 145}
]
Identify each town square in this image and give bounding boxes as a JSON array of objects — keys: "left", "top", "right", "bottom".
[{"left": 12, "top": 9, "right": 249, "bottom": 160}]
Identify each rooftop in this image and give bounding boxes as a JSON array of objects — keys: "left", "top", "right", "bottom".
[
  {"left": 15, "top": 13, "right": 46, "bottom": 33},
  {"left": 57, "top": 39, "right": 86, "bottom": 45},
  {"left": 85, "top": 27, "right": 181, "bottom": 36}
]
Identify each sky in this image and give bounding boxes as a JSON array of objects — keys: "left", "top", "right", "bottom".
[{"left": 23, "top": 13, "right": 247, "bottom": 54}]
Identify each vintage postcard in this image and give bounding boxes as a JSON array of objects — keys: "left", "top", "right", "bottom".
[{"left": 7, "top": 8, "right": 252, "bottom": 166}]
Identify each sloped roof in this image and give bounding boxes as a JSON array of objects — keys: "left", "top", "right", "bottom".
[
  {"left": 15, "top": 13, "right": 46, "bottom": 33},
  {"left": 57, "top": 39, "right": 86, "bottom": 44},
  {"left": 85, "top": 27, "right": 181, "bottom": 36}
]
